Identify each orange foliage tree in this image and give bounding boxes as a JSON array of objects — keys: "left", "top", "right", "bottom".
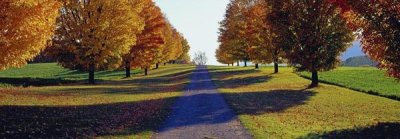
[
  {"left": 48, "top": 0, "right": 144, "bottom": 84},
  {"left": 0, "top": 0, "right": 60, "bottom": 70},
  {"left": 271, "top": 0, "right": 355, "bottom": 87},
  {"left": 216, "top": 48, "right": 235, "bottom": 66},
  {"left": 218, "top": 0, "right": 252, "bottom": 67},
  {"left": 124, "top": 0, "right": 166, "bottom": 77},
  {"left": 157, "top": 22, "right": 183, "bottom": 66},
  {"left": 331, "top": 0, "right": 400, "bottom": 79},
  {"left": 245, "top": 0, "right": 284, "bottom": 70},
  {"left": 176, "top": 37, "right": 191, "bottom": 64}
]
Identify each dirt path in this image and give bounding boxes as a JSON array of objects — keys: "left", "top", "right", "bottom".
[{"left": 153, "top": 66, "right": 252, "bottom": 139}]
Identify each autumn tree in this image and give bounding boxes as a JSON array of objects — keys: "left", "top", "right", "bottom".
[
  {"left": 176, "top": 37, "right": 191, "bottom": 64},
  {"left": 218, "top": 0, "right": 253, "bottom": 67},
  {"left": 331, "top": 0, "right": 400, "bottom": 79},
  {"left": 124, "top": 0, "right": 166, "bottom": 77},
  {"left": 169, "top": 28, "right": 184, "bottom": 64},
  {"left": 262, "top": 0, "right": 290, "bottom": 73},
  {"left": 244, "top": 0, "right": 278, "bottom": 69},
  {"left": 157, "top": 22, "right": 183, "bottom": 66},
  {"left": 216, "top": 48, "right": 235, "bottom": 66},
  {"left": 0, "top": 0, "right": 60, "bottom": 70},
  {"left": 48, "top": 0, "right": 144, "bottom": 84},
  {"left": 217, "top": 37, "right": 237, "bottom": 66},
  {"left": 275, "top": 0, "right": 355, "bottom": 87}
]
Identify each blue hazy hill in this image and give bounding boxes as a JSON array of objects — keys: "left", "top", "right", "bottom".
[{"left": 341, "top": 41, "right": 365, "bottom": 60}]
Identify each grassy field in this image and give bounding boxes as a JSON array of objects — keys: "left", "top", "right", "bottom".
[
  {"left": 208, "top": 66, "right": 400, "bottom": 138},
  {"left": 299, "top": 67, "right": 400, "bottom": 100},
  {"left": 0, "top": 63, "right": 195, "bottom": 138},
  {"left": 0, "top": 63, "right": 144, "bottom": 87}
]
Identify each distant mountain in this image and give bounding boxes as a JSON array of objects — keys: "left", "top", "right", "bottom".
[
  {"left": 341, "top": 41, "right": 365, "bottom": 60},
  {"left": 342, "top": 55, "right": 378, "bottom": 67}
]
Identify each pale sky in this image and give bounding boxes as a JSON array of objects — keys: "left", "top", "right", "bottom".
[
  {"left": 154, "top": 0, "right": 364, "bottom": 65},
  {"left": 154, "top": 0, "right": 230, "bottom": 65}
]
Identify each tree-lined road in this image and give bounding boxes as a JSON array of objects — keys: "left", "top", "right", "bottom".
[{"left": 154, "top": 66, "right": 252, "bottom": 139}]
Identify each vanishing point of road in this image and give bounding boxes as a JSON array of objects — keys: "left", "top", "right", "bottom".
[{"left": 154, "top": 66, "right": 252, "bottom": 139}]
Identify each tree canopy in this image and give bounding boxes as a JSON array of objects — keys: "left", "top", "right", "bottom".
[
  {"left": 331, "top": 0, "right": 400, "bottom": 78},
  {"left": 217, "top": 0, "right": 356, "bottom": 87},
  {"left": 0, "top": 0, "right": 60, "bottom": 70}
]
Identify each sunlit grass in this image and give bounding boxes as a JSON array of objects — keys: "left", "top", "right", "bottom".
[
  {"left": 0, "top": 63, "right": 195, "bottom": 138},
  {"left": 208, "top": 66, "right": 400, "bottom": 138},
  {"left": 299, "top": 67, "right": 400, "bottom": 100}
]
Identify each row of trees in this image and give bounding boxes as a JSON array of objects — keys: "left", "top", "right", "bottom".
[
  {"left": 216, "top": 0, "right": 399, "bottom": 87},
  {"left": 1, "top": 0, "right": 191, "bottom": 84}
]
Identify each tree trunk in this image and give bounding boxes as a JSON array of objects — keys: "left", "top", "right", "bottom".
[
  {"left": 89, "top": 63, "right": 95, "bottom": 84},
  {"left": 237, "top": 61, "right": 240, "bottom": 66},
  {"left": 311, "top": 70, "right": 319, "bottom": 87},
  {"left": 255, "top": 63, "right": 259, "bottom": 69},
  {"left": 228, "top": 64, "right": 230, "bottom": 66},
  {"left": 274, "top": 62, "right": 279, "bottom": 73},
  {"left": 156, "top": 63, "right": 159, "bottom": 69},
  {"left": 144, "top": 68, "right": 148, "bottom": 76},
  {"left": 164, "top": 63, "right": 166, "bottom": 66},
  {"left": 125, "top": 60, "right": 131, "bottom": 78},
  {"left": 244, "top": 60, "right": 247, "bottom": 67}
]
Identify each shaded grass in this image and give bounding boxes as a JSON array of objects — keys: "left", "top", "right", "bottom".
[
  {"left": 299, "top": 67, "right": 400, "bottom": 100},
  {"left": 0, "top": 64, "right": 195, "bottom": 138},
  {"left": 0, "top": 63, "right": 142, "bottom": 87},
  {"left": 300, "top": 122, "right": 400, "bottom": 139},
  {"left": 208, "top": 66, "right": 400, "bottom": 139}
]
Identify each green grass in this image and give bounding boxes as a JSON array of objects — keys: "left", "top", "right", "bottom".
[
  {"left": 0, "top": 63, "right": 195, "bottom": 138},
  {"left": 0, "top": 63, "right": 143, "bottom": 80},
  {"left": 0, "top": 63, "right": 142, "bottom": 87},
  {"left": 208, "top": 66, "right": 400, "bottom": 139},
  {"left": 299, "top": 67, "right": 400, "bottom": 100}
]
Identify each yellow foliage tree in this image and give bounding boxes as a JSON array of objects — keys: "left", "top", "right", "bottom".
[
  {"left": 245, "top": 1, "right": 273, "bottom": 69},
  {"left": 216, "top": 48, "right": 235, "bottom": 66},
  {"left": 126, "top": 0, "right": 166, "bottom": 76},
  {"left": 158, "top": 22, "right": 183, "bottom": 65},
  {"left": 0, "top": 0, "right": 60, "bottom": 70},
  {"left": 171, "top": 29, "right": 184, "bottom": 63},
  {"left": 219, "top": 0, "right": 260, "bottom": 67},
  {"left": 176, "top": 37, "right": 191, "bottom": 64},
  {"left": 48, "top": 0, "right": 144, "bottom": 84}
]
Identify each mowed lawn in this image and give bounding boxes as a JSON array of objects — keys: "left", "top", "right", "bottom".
[
  {"left": 0, "top": 63, "right": 195, "bottom": 138},
  {"left": 299, "top": 67, "right": 400, "bottom": 100},
  {"left": 0, "top": 63, "right": 143, "bottom": 87},
  {"left": 208, "top": 66, "right": 400, "bottom": 138}
]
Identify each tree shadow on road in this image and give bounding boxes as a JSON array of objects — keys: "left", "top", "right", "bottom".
[
  {"left": 0, "top": 89, "right": 315, "bottom": 138},
  {"left": 158, "top": 89, "right": 315, "bottom": 133},
  {"left": 0, "top": 66, "right": 198, "bottom": 138}
]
